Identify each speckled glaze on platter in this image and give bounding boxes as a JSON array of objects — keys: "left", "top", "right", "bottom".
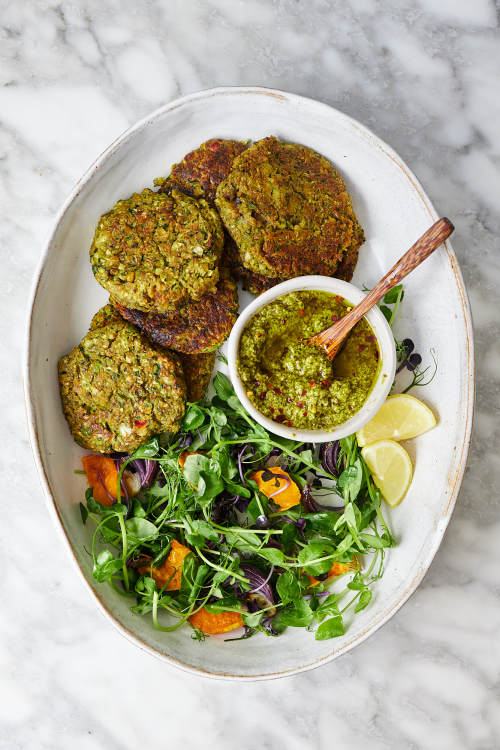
[{"left": 24, "top": 86, "right": 474, "bottom": 680}]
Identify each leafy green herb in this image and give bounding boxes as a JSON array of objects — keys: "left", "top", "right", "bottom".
[{"left": 79, "top": 371, "right": 400, "bottom": 641}]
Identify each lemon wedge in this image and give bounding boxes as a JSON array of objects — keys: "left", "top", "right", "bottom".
[
  {"left": 361, "top": 439, "right": 413, "bottom": 507},
  {"left": 356, "top": 394, "right": 437, "bottom": 447}
]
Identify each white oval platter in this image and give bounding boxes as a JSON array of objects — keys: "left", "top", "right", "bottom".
[{"left": 24, "top": 86, "right": 474, "bottom": 680}]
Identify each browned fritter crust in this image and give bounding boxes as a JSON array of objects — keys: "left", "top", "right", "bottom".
[
  {"left": 215, "top": 136, "right": 364, "bottom": 280},
  {"left": 158, "top": 139, "right": 248, "bottom": 205},
  {"left": 112, "top": 268, "right": 239, "bottom": 354},
  {"left": 179, "top": 351, "right": 216, "bottom": 402}
]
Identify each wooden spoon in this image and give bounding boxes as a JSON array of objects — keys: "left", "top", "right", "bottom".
[{"left": 309, "top": 217, "right": 454, "bottom": 360}]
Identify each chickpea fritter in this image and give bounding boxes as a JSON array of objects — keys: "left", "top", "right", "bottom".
[
  {"left": 215, "top": 136, "right": 364, "bottom": 280},
  {"left": 58, "top": 312, "right": 186, "bottom": 453},
  {"left": 112, "top": 267, "right": 238, "bottom": 354},
  {"left": 90, "top": 188, "right": 224, "bottom": 313}
]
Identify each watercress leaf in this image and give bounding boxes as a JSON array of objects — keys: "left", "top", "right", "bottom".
[
  {"left": 93, "top": 550, "right": 123, "bottom": 582},
  {"left": 281, "top": 521, "right": 299, "bottom": 551},
  {"left": 276, "top": 571, "right": 301, "bottom": 604},
  {"left": 182, "top": 404, "right": 205, "bottom": 431},
  {"left": 227, "top": 394, "right": 244, "bottom": 412},
  {"left": 183, "top": 453, "right": 210, "bottom": 485},
  {"left": 358, "top": 532, "right": 385, "bottom": 549},
  {"left": 297, "top": 541, "right": 334, "bottom": 575},
  {"left": 210, "top": 408, "right": 227, "bottom": 427},
  {"left": 132, "top": 437, "right": 159, "bottom": 459},
  {"left": 79, "top": 502, "right": 88, "bottom": 525},
  {"left": 335, "top": 533, "right": 354, "bottom": 556},
  {"left": 342, "top": 502, "right": 361, "bottom": 544},
  {"left": 304, "top": 512, "right": 336, "bottom": 533},
  {"left": 383, "top": 284, "right": 403, "bottom": 304},
  {"left": 314, "top": 593, "right": 341, "bottom": 621},
  {"left": 197, "top": 470, "right": 224, "bottom": 500},
  {"left": 315, "top": 615, "right": 344, "bottom": 640},
  {"left": 125, "top": 517, "right": 159, "bottom": 541},
  {"left": 206, "top": 596, "right": 243, "bottom": 613},
  {"left": 299, "top": 449, "right": 313, "bottom": 465},
  {"left": 354, "top": 589, "right": 373, "bottom": 613},
  {"left": 189, "top": 425, "right": 212, "bottom": 451},
  {"left": 275, "top": 598, "right": 313, "bottom": 628},
  {"left": 258, "top": 547, "right": 285, "bottom": 565},
  {"left": 225, "top": 480, "right": 251, "bottom": 498},
  {"left": 225, "top": 530, "right": 261, "bottom": 554},
  {"left": 243, "top": 611, "right": 262, "bottom": 628},
  {"left": 190, "top": 520, "right": 219, "bottom": 543},
  {"left": 338, "top": 459, "right": 363, "bottom": 502},
  {"left": 380, "top": 305, "right": 392, "bottom": 323},
  {"left": 213, "top": 371, "right": 235, "bottom": 401},
  {"left": 347, "top": 573, "right": 366, "bottom": 590}
]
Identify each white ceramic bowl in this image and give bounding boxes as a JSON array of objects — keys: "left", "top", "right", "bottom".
[
  {"left": 25, "top": 86, "right": 474, "bottom": 680},
  {"left": 227, "top": 276, "right": 396, "bottom": 442}
]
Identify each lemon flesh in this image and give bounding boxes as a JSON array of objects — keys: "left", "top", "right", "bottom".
[
  {"left": 356, "top": 394, "right": 437, "bottom": 447},
  {"left": 361, "top": 439, "right": 413, "bottom": 507}
]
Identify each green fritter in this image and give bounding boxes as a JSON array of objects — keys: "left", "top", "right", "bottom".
[
  {"left": 215, "top": 136, "right": 364, "bottom": 279},
  {"left": 156, "top": 139, "right": 277, "bottom": 295},
  {"left": 111, "top": 267, "right": 239, "bottom": 354},
  {"left": 58, "top": 315, "right": 186, "bottom": 453},
  {"left": 179, "top": 351, "right": 216, "bottom": 402},
  {"left": 90, "top": 188, "right": 224, "bottom": 313},
  {"left": 157, "top": 138, "right": 248, "bottom": 205},
  {"left": 89, "top": 303, "right": 122, "bottom": 330}
]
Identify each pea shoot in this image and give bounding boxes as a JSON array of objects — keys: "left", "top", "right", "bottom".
[{"left": 80, "top": 372, "right": 396, "bottom": 642}]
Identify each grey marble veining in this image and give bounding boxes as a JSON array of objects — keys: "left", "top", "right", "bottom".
[{"left": 1, "top": 1, "right": 499, "bottom": 748}]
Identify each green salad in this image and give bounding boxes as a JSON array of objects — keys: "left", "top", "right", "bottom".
[{"left": 80, "top": 371, "right": 397, "bottom": 642}]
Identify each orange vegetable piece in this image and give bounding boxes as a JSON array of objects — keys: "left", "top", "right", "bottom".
[
  {"left": 251, "top": 467, "right": 301, "bottom": 510},
  {"left": 178, "top": 450, "right": 202, "bottom": 469},
  {"left": 82, "top": 455, "right": 119, "bottom": 506},
  {"left": 189, "top": 607, "right": 244, "bottom": 634},
  {"left": 307, "top": 558, "right": 359, "bottom": 587},
  {"left": 138, "top": 540, "right": 191, "bottom": 591}
]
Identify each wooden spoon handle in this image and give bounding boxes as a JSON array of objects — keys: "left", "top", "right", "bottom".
[
  {"left": 357, "top": 217, "right": 454, "bottom": 316},
  {"left": 310, "top": 217, "right": 454, "bottom": 357}
]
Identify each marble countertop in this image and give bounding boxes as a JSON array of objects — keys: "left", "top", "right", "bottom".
[{"left": 2, "top": 1, "right": 499, "bottom": 747}]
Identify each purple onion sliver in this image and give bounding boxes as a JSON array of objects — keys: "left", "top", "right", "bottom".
[
  {"left": 94, "top": 469, "right": 116, "bottom": 505},
  {"left": 237, "top": 445, "right": 247, "bottom": 485},
  {"left": 269, "top": 474, "right": 290, "bottom": 498}
]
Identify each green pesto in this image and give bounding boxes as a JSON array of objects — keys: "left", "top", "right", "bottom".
[{"left": 237, "top": 291, "right": 380, "bottom": 430}]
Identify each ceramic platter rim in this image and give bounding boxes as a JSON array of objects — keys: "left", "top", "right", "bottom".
[{"left": 24, "top": 86, "right": 475, "bottom": 680}]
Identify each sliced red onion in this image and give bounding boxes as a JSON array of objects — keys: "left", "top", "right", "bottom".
[
  {"left": 320, "top": 441, "right": 342, "bottom": 478},
  {"left": 128, "top": 459, "right": 158, "bottom": 488},
  {"left": 114, "top": 455, "right": 158, "bottom": 491},
  {"left": 94, "top": 469, "right": 116, "bottom": 505},
  {"left": 301, "top": 484, "right": 320, "bottom": 512},
  {"left": 241, "top": 564, "right": 276, "bottom": 615},
  {"left": 237, "top": 445, "right": 247, "bottom": 484},
  {"left": 269, "top": 473, "right": 290, "bottom": 498}
]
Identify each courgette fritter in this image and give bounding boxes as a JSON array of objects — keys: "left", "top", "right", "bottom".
[
  {"left": 112, "top": 267, "right": 238, "bottom": 354},
  {"left": 157, "top": 139, "right": 281, "bottom": 295},
  {"left": 90, "top": 188, "right": 224, "bottom": 313},
  {"left": 58, "top": 312, "right": 186, "bottom": 453},
  {"left": 215, "top": 136, "right": 364, "bottom": 280}
]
